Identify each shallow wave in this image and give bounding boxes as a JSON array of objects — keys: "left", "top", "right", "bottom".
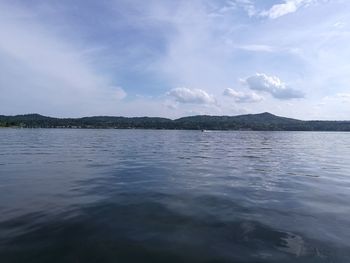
[{"left": 1, "top": 129, "right": 350, "bottom": 262}]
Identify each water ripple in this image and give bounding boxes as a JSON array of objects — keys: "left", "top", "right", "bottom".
[{"left": 1, "top": 129, "right": 350, "bottom": 262}]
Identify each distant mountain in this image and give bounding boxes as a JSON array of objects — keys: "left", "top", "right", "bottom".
[
  {"left": 1, "top": 113, "right": 350, "bottom": 131},
  {"left": 0, "top": 114, "right": 173, "bottom": 129},
  {"left": 174, "top": 112, "right": 304, "bottom": 130}
]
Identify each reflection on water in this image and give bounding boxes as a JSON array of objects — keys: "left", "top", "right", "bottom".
[{"left": 1, "top": 129, "right": 350, "bottom": 262}]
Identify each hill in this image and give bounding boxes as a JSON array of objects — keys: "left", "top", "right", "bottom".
[{"left": 1, "top": 112, "right": 350, "bottom": 131}]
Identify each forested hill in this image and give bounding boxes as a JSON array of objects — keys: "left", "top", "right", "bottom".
[{"left": 1, "top": 112, "right": 350, "bottom": 131}]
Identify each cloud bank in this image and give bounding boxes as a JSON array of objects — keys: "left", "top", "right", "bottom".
[{"left": 244, "top": 73, "right": 304, "bottom": 100}]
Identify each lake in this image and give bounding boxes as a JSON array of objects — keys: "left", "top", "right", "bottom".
[{"left": 0, "top": 129, "right": 350, "bottom": 262}]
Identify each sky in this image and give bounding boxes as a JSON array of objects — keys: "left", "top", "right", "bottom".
[{"left": 0, "top": 0, "right": 350, "bottom": 120}]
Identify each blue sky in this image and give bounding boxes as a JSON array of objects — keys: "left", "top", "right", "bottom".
[{"left": 1, "top": 0, "right": 349, "bottom": 119}]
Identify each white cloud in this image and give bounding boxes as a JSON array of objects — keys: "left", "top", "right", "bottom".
[
  {"left": 260, "top": 0, "right": 316, "bottom": 19},
  {"left": 223, "top": 88, "right": 263, "bottom": 103},
  {"left": 167, "top": 87, "right": 216, "bottom": 104},
  {"left": 243, "top": 73, "right": 304, "bottom": 100}
]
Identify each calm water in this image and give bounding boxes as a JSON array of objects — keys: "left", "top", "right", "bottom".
[{"left": 0, "top": 129, "right": 350, "bottom": 263}]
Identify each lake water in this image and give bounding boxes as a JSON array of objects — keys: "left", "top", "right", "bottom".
[{"left": 0, "top": 129, "right": 350, "bottom": 262}]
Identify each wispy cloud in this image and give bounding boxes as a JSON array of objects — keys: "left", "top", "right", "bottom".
[
  {"left": 0, "top": 0, "right": 349, "bottom": 120},
  {"left": 0, "top": 2, "right": 125, "bottom": 116},
  {"left": 324, "top": 93, "right": 350, "bottom": 103},
  {"left": 234, "top": 44, "right": 277, "bottom": 52},
  {"left": 235, "top": 0, "right": 258, "bottom": 17},
  {"left": 223, "top": 88, "right": 263, "bottom": 103},
  {"left": 260, "top": 0, "right": 318, "bottom": 19}
]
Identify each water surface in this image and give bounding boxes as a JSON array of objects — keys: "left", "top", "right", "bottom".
[{"left": 1, "top": 129, "right": 350, "bottom": 262}]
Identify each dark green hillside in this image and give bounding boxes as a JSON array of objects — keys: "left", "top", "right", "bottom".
[
  {"left": 174, "top": 112, "right": 306, "bottom": 130},
  {"left": 1, "top": 112, "right": 350, "bottom": 131}
]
